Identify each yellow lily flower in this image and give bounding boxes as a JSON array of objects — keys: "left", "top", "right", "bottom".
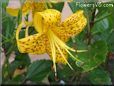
[
  {"left": 6, "top": 0, "right": 46, "bottom": 16},
  {"left": 16, "top": 9, "right": 87, "bottom": 76}
]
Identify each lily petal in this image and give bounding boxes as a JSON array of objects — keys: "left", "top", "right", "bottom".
[
  {"left": 16, "top": 22, "right": 47, "bottom": 54},
  {"left": 52, "top": 10, "right": 87, "bottom": 42},
  {"left": 33, "top": 9, "right": 61, "bottom": 33}
]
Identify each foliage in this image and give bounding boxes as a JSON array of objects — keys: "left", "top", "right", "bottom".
[{"left": 1, "top": 0, "right": 114, "bottom": 85}]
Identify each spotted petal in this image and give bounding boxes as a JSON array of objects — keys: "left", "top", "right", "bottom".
[
  {"left": 52, "top": 10, "right": 87, "bottom": 42},
  {"left": 16, "top": 22, "right": 47, "bottom": 54}
]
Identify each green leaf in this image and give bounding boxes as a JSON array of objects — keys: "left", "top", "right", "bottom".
[
  {"left": 94, "top": 11, "right": 111, "bottom": 23},
  {"left": 91, "top": 5, "right": 114, "bottom": 36},
  {"left": 17, "top": 9, "right": 22, "bottom": 25},
  {"left": 91, "top": 18, "right": 109, "bottom": 35},
  {"left": 68, "top": 1, "right": 85, "bottom": 13},
  {"left": 2, "top": 59, "right": 10, "bottom": 81},
  {"left": 76, "top": 41, "right": 108, "bottom": 72},
  {"left": 50, "top": 2, "right": 64, "bottom": 12},
  {"left": 11, "top": 75, "right": 25, "bottom": 84},
  {"left": 88, "top": 68, "right": 112, "bottom": 85},
  {"left": 91, "top": 6, "right": 114, "bottom": 52},
  {"left": 2, "top": 74, "right": 25, "bottom": 84},
  {"left": 15, "top": 53, "right": 31, "bottom": 67},
  {"left": 108, "top": 31, "right": 114, "bottom": 52},
  {"left": 9, "top": 61, "right": 20, "bottom": 77},
  {"left": 2, "top": 9, "right": 17, "bottom": 56},
  {"left": 68, "top": 1, "right": 97, "bottom": 13},
  {"left": 25, "top": 60, "right": 52, "bottom": 82},
  {"left": 58, "top": 65, "right": 74, "bottom": 79}
]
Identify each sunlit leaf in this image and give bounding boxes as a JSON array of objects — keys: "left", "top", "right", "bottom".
[{"left": 76, "top": 41, "right": 108, "bottom": 72}]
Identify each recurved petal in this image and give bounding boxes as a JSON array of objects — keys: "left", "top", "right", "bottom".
[
  {"left": 52, "top": 10, "right": 87, "bottom": 42},
  {"left": 17, "top": 33, "right": 47, "bottom": 54},
  {"left": 33, "top": 9, "right": 61, "bottom": 33}
]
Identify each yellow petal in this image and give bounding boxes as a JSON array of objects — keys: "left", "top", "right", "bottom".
[
  {"left": 33, "top": 9, "right": 61, "bottom": 33},
  {"left": 22, "top": 0, "right": 46, "bottom": 16},
  {"left": 21, "top": 0, "right": 32, "bottom": 16},
  {"left": 6, "top": 0, "right": 46, "bottom": 17},
  {"left": 52, "top": 10, "right": 87, "bottom": 42},
  {"left": 16, "top": 22, "right": 47, "bottom": 54},
  {"left": 6, "top": 7, "right": 19, "bottom": 16},
  {"left": 32, "top": 2, "right": 46, "bottom": 13},
  {"left": 17, "top": 34, "right": 47, "bottom": 54}
]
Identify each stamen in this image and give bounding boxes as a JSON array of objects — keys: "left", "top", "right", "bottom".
[
  {"left": 76, "top": 50, "right": 88, "bottom": 52},
  {"left": 55, "top": 42, "right": 73, "bottom": 70},
  {"left": 48, "top": 31, "right": 57, "bottom": 76},
  {"left": 48, "top": 29, "right": 73, "bottom": 70},
  {"left": 65, "top": 48, "right": 83, "bottom": 63}
]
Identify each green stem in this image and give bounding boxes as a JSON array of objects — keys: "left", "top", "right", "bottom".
[{"left": 86, "top": 8, "right": 96, "bottom": 45}]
